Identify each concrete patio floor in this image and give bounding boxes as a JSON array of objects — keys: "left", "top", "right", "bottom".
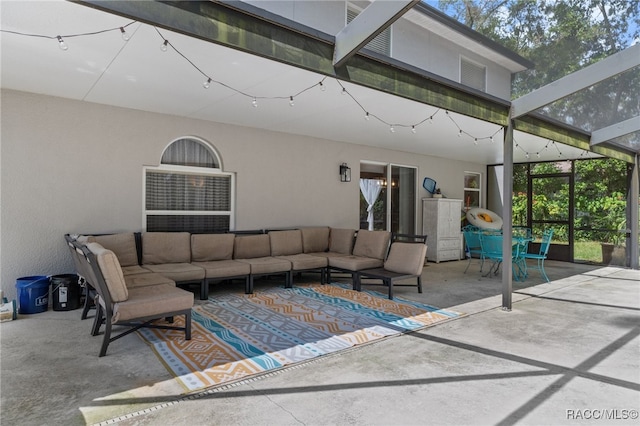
[{"left": 1, "top": 259, "right": 638, "bottom": 425}]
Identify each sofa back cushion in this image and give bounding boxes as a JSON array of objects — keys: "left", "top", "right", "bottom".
[
  {"left": 87, "top": 242, "right": 128, "bottom": 303},
  {"left": 352, "top": 230, "right": 391, "bottom": 259},
  {"left": 269, "top": 230, "right": 303, "bottom": 256},
  {"left": 191, "top": 233, "right": 235, "bottom": 262},
  {"left": 234, "top": 234, "right": 271, "bottom": 259},
  {"left": 301, "top": 227, "right": 330, "bottom": 253},
  {"left": 329, "top": 228, "right": 356, "bottom": 254},
  {"left": 142, "top": 232, "right": 191, "bottom": 264},
  {"left": 87, "top": 233, "right": 138, "bottom": 267},
  {"left": 384, "top": 242, "right": 427, "bottom": 275}
]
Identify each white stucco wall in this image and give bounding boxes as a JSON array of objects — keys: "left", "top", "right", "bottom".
[{"left": 1, "top": 89, "right": 484, "bottom": 299}]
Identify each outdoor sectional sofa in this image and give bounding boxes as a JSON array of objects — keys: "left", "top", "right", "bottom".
[{"left": 67, "top": 227, "right": 395, "bottom": 302}]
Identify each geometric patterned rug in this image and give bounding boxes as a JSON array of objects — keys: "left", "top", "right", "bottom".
[{"left": 137, "top": 283, "right": 461, "bottom": 394}]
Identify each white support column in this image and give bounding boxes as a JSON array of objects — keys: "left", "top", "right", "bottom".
[{"left": 502, "top": 121, "right": 514, "bottom": 311}]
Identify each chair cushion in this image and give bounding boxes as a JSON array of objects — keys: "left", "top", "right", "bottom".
[
  {"left": 124, "top": 272, "right": 176, "bottom": 289},
  {"left": 112, "top": 284, "right": 193, "bottom": 323},
  {"left": 87, "top": 242, "right": 128, "bottom": 303},
  {"left": 329, "top": 228, "right": 356, "bottom": 254},
  {"left": 236, "top": 257, "right": 292, "bottom": 274},
  {"left": 329, "top": 255, "right": 384, "bottom": 271},
  {"left": 269, "top": 230, "right": 303, "bottom": 256},
  {"left": 234, "top": 234, "right": 271, "bottom": 259},
  {"left": 352, "top": 230, "right": 391, "bottom": 259},
  {"left": 191, "top": 260, "right": 251, "bottom": 279},
  {"left": 301, "top": 227, "right": 330, "bottom": 253},
  {"left": 191, "top": 233, "right": 235, "bottom": 262},
  {"left": 276, "top": 254, "right": 327, "bottom": 270},
  {"left": 142, "top": 263, "right": 205, "bottom": 282},
  {"left": 384, "top": 243, "right": 427, "bottom": 275},
  {"left": 142, "top": 232, "right": 191, "bottom": 264},
  {"left": 88, "top": 233, "right": 138, "bottom": 267},
  {"left": 121, "top": 265, "right": 151, "bottom": 276}
]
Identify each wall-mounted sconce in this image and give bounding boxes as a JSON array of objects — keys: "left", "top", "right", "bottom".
[{"left": 339, "top": 163, "right": 351, "bottom": 182}]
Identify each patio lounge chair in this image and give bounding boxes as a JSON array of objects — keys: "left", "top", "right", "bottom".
[
  {"left": 81, "top": 242, "right": 193, "bottom": 357},
  {"left": 357, "top": 234, "right": 427, "bottom": 299},
  {"left": 462, "top": 225, "right": 484, "bottom": 273}
]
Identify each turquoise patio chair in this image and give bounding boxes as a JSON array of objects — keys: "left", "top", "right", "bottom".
[
  {"left": 462, "top": 225, "right": 484, "bottom": 273},
  {"left": 523, "top": 229, "right": 554, "bottom": 282}
]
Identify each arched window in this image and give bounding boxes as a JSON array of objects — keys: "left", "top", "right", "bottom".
[{"left": 144, "top": 137, "right": 234, "bottom": 233}]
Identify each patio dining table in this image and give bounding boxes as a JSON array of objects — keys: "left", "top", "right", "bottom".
[{"left": 480, "top": 232, "right": 532, "bottom": 280}]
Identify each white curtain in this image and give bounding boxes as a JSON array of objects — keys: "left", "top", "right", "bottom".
[{"left": 360, "top": 179, "right": 383, "bottom": 231}]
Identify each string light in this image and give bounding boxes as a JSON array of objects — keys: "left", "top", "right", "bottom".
[
  {"left": 1, "top": 21, "right": 595, "bottom": 161},
  {"left": 56, "top": 35, "right": 68, "bottom": 51},
  {"left": 120, "top": 27, "right": 130, "bottom": 41}
]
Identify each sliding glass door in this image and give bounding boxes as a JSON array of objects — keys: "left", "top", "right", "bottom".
[{"left": 360, "top": 162, "right": 416, "bottom": 234}]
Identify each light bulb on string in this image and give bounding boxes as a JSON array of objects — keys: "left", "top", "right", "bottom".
[
  {"left": 536, "top": 152, "right": 541, "bottom": 158},
  {"left": 120, "top": 27, "right": 130, "bottom": 41},
  {"left": 56, "top": 36, "right": 68, "bottom": 51},
  {"left": 341, "top": 88, "right": 347, "bottom": 95},
  {"left": 458, "top": 129, "right": 462, "bottom": 138},
  {"left": 428, "top": 115, "right": 433, "bottom": 124},
  {"left": 364, "top": 112, "right": 370, "bottom": 121},
  {"left": 319, "top": 81, "right": 326, "bottom": 92},
  {"left": 490, "top": 136, "right": 494, "bottom": 143},
  {"left": 252, "top": 97, "right": 258, "bottom": 108},
  {"left": 160, "top": 40, "right": 168, "bottom": 52},
  {"left": 203, "top": 78, "right": 211, "bottom": 89},
  {"left": 411, "top": 125, "right": 417, "bottom": 134},
  {"left": 289, "top": 96, "right": 295, "bottom": 107},
  {"left": 525, "top": 153, "right": 530, "bottom": 159},
  {"left": 389, "top": 125, "right": 395, "bottom": 133},
  {"left": 474, "top": 138, "right": 478, "bottom": 145}
]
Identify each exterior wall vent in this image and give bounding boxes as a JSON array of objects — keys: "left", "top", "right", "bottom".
[
  {"left": 347, "top": 6, "right": 391, "bottom": 56},
  {"left": 461, "top": 57, "right": 487, "bottom": 92}
]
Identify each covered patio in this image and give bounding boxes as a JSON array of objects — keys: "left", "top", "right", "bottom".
[{"left": 1, "top": 260, "right": 638, "bottom": 424}]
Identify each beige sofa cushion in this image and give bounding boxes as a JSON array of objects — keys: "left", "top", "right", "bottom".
[
  {"left": 276, "top": 254, "right": 327, "bottom": 271},
  {"left": 87, "top": 233, "right": 138, "bottom": 267},
  {"left": 384, "top": 243, "right": 428, "bottom": 276},
  {"left": 352, "top": 230, "right": 391, "bottom": 260},
  {"left": 234, "top": 234, "right": 271, "bottom": 259},
  {"left": 328, "top": 255, "right": 384, "bottom": 271},
  {"left": 142, "top": 263, "right": 205, "bottom": 282},
  {"left": 192, "top": 260, "right": 251, "bottom": 279},
  {"left": 269, "top": 230, "right": 303, "bottom": 256},
  {"left": 236, "top": 257, "right": 292, "bottom": 274},
  {"left": 142, "top": 232, "right": 191, "bottom": 264},
  {"left": 112, "top": 284, "right": 193, "bottom": 323},
  {"left": 329, "top": 228, "right": 356, "bottom": 254},
  {"left": 191, "top": 233, "right": 235, "bottom": 262},
  {"left": 301, "top": 227, "right": 330, "bottom": 253},
  {"left": 124, "top": 272, "right": 176, "bottom": 289},
  {"left": 87, "top": 242, "right": 128, "bottom": 303}
]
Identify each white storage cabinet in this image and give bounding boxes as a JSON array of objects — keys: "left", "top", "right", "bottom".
[{"left": 422, "top": 198, "right": 463, "bottom": 263}]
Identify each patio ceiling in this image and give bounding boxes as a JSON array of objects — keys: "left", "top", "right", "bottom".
[{"left": 0, "top": 1, "right": 631, "bottom": 165}]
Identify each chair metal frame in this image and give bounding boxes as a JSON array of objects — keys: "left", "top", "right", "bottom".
[
  {"left": 522, "top": 229, "right": 554, "bottom": 282},
  {"left": 356, "top": 234, "right": 427, "bottom": 300},
  {"left": 462, "top": 225, "right": 484, "bottom": 273},
  {"left": 77, "top": 243, "right": 192, "bottom": 357}
]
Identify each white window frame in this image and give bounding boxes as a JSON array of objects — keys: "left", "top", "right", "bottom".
[{"left": 143, "top": 137, "right": 235, "bottom": 232}]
